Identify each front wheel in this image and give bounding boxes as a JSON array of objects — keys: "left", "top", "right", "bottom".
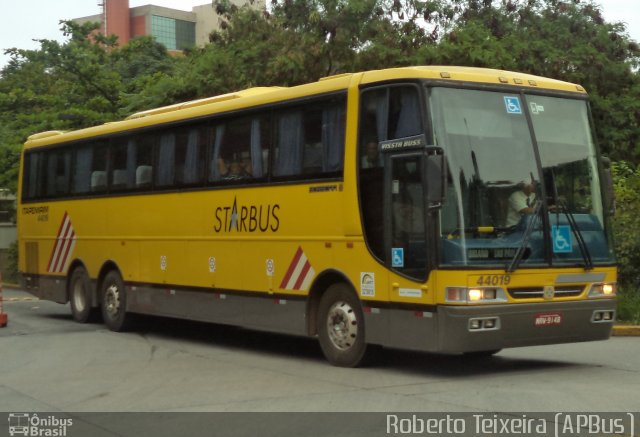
[
  {"left": 100, "top": 270, "right": 134, "bottom": 332},
  {"left": 317, "top": 283, "right": 368, "bottom": 367}
]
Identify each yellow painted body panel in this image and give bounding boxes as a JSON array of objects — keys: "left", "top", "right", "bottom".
[{"left": 18, "top": 66, "right": 609, "bottom": 310}]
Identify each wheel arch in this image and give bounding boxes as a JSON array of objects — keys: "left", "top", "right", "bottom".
[
  {"left": 306, "top": 269, "right": 358, "bottom": 336},
  {"left": 97, "top": 260, "right": 123, "bottom": 296}
]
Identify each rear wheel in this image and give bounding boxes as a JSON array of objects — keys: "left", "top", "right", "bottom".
[
  {"left": 69, "top": 267, "right": 100, "bottom": 323},
  {"left": 317, "top": 283, "right": 368, "bottom": 367},
  {"left": 100, "top": 270, "right": 134, "bottom": 332}
]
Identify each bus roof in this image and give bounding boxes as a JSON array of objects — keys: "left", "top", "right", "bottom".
[{"left": 24, "top": 66, "right": 586, "bottom": 150}]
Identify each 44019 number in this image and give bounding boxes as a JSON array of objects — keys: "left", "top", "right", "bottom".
[{"left": 476, "top": 275, "right": 511, "bottom": 286}]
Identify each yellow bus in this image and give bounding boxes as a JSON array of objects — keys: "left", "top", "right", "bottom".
[{"left": 18, "top": 66, "right": 617, "bottom": 366}]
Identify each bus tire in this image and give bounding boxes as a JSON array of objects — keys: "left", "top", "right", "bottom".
[
  {"left": 69, "top": 267, "right": 99, "bottom": 323},
  {"left": 317, "top": 283, "right": 368, "bottom": 367},
  {"left": 100, "top": 270, "right": 133, "bottom": 332}
]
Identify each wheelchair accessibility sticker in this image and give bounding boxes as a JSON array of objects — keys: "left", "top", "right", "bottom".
[
  {"left": 392, "top": 248, "right": 404, "bottom": 268},
  {"left": 504, "top": 96, "right": 522, "bottom": 114},
  {"left": 552, "top": 225, "right": 572, "bottom": 253}
]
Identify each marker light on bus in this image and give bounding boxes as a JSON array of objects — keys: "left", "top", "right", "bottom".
[
  {"left": 445, "top": 287, "right": 508, "bottom": 304},
  {"left": 588, "top": 283, "right": 616, "bottom": 298}
]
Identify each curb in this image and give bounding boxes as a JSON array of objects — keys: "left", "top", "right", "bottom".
[
  {"left": 612, "top": 325, "right": 640, "bottom": 336},
  {"left": 0, "top": 282, "right": 21, "bottom": 290}
]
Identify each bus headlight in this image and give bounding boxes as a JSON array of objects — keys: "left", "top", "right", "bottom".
[
  {"left": 446, "top": 287, "right": 507, "bottom": 303},
  {"left": 588, "top": 283, "right": 616, "bottom": 298},
  {"left": 468, "top": 288, "right": 482, "bottom": 301}
]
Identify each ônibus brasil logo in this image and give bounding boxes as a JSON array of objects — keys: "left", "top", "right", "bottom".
[{"left": 8, "top": 413, "right": 73, "bottom": 437}]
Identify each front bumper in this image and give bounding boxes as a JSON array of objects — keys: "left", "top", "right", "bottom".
[{"left": 436, "top": 299, "right": 616, "bottom": 353}]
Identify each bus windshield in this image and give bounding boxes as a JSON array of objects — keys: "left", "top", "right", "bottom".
[{"left": 430, "top": 87, "right": 614, "bottom": 268}]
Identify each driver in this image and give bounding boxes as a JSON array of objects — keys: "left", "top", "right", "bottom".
[{"left": 506, "top": 178, "right": 536, "bottom": 227}]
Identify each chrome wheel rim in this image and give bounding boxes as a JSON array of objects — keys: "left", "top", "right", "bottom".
[
  {"left": 326, "top": 300, "right": 358, "bottom": 350},
  {"left": 104, "top": 284, "right": 121, "bottom": 318}
]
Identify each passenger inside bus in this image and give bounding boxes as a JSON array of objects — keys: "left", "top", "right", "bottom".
[{"left": 221, "top": 154, "right": 252, "bottom": 180}]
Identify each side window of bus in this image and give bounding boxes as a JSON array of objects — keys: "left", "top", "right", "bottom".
[
  {"left": 44, "top": 149, "right": 71, "bottom": 197},
  {"left": 209, "top": 115, "right": 269, "bottom": 183},
  {"left": 359, "top": 85, "right": 422, "bottom": 163},
  {"left": 22, "top": 151, "right": 47, "bottom": 200},
  {"left": 134, "top": 135, "right": 154, "bottom": 189},
  {"left": 155, "top": 125, "right": 208, "bottom": 188},
  {"left": 110, "top": 134, "right": 155, "bottom": 191},
  {"left": 178, "top": 125, "right": 208, "bottom": 186},
  {"left": 73, "top": 142, "right": 109, "bottom": 195},
  {"left": 273, "top": 98, "right": 345, "bottom": 179},
  {"left": 110, "top": 139, "right": 132, "bottom": 191}
]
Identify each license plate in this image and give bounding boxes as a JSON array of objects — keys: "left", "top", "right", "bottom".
[{"left": 534, "top": 313, "right": 562, "bottom": 327}]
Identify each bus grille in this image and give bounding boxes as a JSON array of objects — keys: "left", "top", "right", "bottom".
[{"left": 507, "top": 285, "right": 585, "bottom": 299}]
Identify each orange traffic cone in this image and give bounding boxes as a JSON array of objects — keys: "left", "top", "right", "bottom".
[{"left": 0, "top": 272, "right": 7, "bottom": 327}]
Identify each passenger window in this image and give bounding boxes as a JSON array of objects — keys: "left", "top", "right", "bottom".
[
  {"left": 273, "top": 98, "right": 345, "bottom": 179},
  {"left": 177, "top": 126, "right": 208, "bottom": 186},
  {"left": 155, "top": 125, "right": 208, "bottom": 188},
  {"left": 209, "top": 116, "right": 267, "bottom": 183},
  {"left": 22, "top": 152, "right": 46, "bottom": 200},
  {"left": 273, "top": 109, "right": 303, "bottom": 177},
  {"left": 156, "top": 132, "right": 177, "bottom": 188},
  {"left": 110, "top": 140, "right": 133, "bottom": 190},
  {"left": 71, "top": 142, "right": 108, "bottom": 195},
  {"left": 45, "top": 149, "right": 71, "bottom": 197},
  {"left": 110, "top": 134, "right": 155, "bottom": 191}
]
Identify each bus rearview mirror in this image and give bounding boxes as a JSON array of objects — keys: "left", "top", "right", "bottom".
[{"left": 425, "top": 148, "right": 445, "bottom": 208}]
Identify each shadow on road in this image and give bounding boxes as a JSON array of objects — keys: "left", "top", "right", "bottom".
[{"left": 94, "top": 313, "right": 585, "bottom": 378}]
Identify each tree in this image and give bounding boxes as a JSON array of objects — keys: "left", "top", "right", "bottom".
[
  {"left": 0, "top": 21, "right": 174, "bottom": 191},
  {"left": 611, "top": 161, "right": 640, "bottom": 290},
  {"left": 417, "top": 0, "right": 640, "bottom": 162}
]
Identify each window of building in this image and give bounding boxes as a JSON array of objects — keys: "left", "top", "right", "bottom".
[{"left": 151, "top": 15, "right": 195, "bottom": 50}]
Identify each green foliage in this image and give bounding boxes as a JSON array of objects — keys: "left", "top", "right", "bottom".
[
  {"left": 0, "top": 20, "right": 174, "bottom": 191},
  {"left": 616, "top": 290, "right": 640, "bottom": 324},
  {"left": 5, "top": 240, "right": 18, "bottom": 283},
  {"left": 611, "top": 161, "right": 640, "bottom": 291}
]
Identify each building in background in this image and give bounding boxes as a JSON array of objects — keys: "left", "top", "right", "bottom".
[{"left": 73, "top": 0, "right": 262, "bottom": 51}]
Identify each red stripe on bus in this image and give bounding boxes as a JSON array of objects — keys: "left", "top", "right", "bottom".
[
  {"left": 56, "top": 229, "right": 75, "bottom": 273},
  {"left": 53, "top": 219, "right": 73, "bottom": 272},
  {"left": 47, "top": 212, "right": 68, "bottom": 272},
  {"left": 293, "top": 260, "right": 311, "bottom": 290},
  {"left": 279, "top": 246, "right": 303, "bottom": 289}
]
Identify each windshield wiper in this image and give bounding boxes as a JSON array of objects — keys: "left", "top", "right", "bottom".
[
  {"left": 506, "top": 200, "right": 542, "bottom": 273},
  {"left": 556, "top": 200, "right": 593, "bottom": 270}
]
